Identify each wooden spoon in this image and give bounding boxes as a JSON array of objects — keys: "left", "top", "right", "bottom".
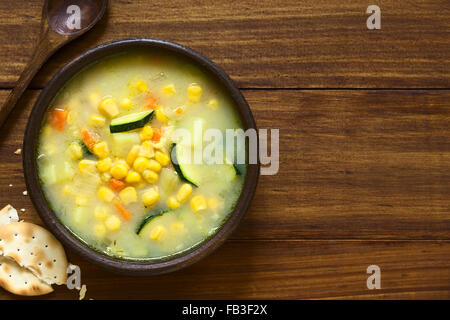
[{"left": 0, "top": 0, "right": 108, "bottom": 127}]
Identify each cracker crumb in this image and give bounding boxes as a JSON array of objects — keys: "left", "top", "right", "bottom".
[
  {"left": 0, "top": 204, "right": 19, "bottom": 225},
  {"left": 23, "top": 190, "right": 28, "bottom": 196},
  {"left": 14, "top": 149, "right": 21, "bottom": 155},
  {"left": 79, "top": 284, "right": 87, "bottom": 300}
]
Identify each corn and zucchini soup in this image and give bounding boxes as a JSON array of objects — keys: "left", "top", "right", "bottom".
[{"left": 37, "top": 51, "right": 246, "bottom": 259}]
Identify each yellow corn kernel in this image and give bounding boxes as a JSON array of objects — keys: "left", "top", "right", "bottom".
[
  {"left": 105, "top": 215, "right": 121, "bottom": 232},
  {"left": 98, "top": 186, "right": 115, "bottom": 202},
  {"left": 147, "top": 159, "right": 161, "bottom": 172},
  {"left": 187, "top": 84, "right": 202, "bottom": 103},
  {"left": 125, "top": 171, "right": 141, "bottom": 184},
  {"left": 140, "top": 125, "right": 154, "bottom": 141},
  {"left": 98, "top": 97, "right": 119, "bottom": 118},
  {"left": 66, "top": 110, "right": 77, "bottom": 124},
  {"left": 93, "top": 141, "right": 109, "bottom": 159},
  {"left": 126, "top": 145, "right": 141, "bottom": 165},
  {"left": 207, "top": 99, "right": 218, "bottom": 109},
  {"left": 67, "top": 142, "right": 83, "bottom": 160},
  {"left": 94, "top": 206, "right": 109, "bottom": 221},
  {"left": 96, "top": 157, "right": 112, "bottom": 172},
  {"left": 129, "top": 80, "right": 148, "bottom": 95},
  {"left": 171, "top": 222, "right": 184, "bottom": 232},
  {"left": 167, "top": 196, "right": 180, "bottom": 209},
  {"left": 111, "top": 162, "right": 129, "bottom": 179},
  {"left": 89, "top": 114, "right": 106, "bottom": 127},
  {"left": 142, "top": 188, "right": 159, "bottom": 207},
  {"left": 94, "top": 224, "right": 106, "bottom": 237},
  {"left": 139, "top": 140, "right": 155, "bottom": 158},
  {"left": 208, "top": 197, "right": 221, "bottom": 211},
  {"left": 135, "top": 80, "right": 148, "bottom": 92},
  {"left": 150, "top": 225, "right": 165, "bottom": 240},
  {"left": 119, "top": 186, "right": 138, "bottom": 204},
  {"left": 75, "top": 195, "right": 88, "bottom": 207},
  {"left": 177, "top": 183, "right": 192, "bottom": 202},
  {"left": 78, "top": 159, "right": 97, "bottom": 174},
  {"left": 120, "top": 97, "right": 133, "bottom": 110},
  {"left": 155, "top": 151, "right": 170, "bottom": 166},
  {"left": 155, "top": 107, "right": 169, "bottom": 123},
  {"left": 133, "top": 157, "right": 150, "bottom": 173},
  {"left": 162, "top": 84, "right": 176, "bottom": 95},
  {"left": 190, "top": 195, "right": 207, "bottom": 212},
  {"left": 142, "top": 169, "right": 158, "bottom": 184}
]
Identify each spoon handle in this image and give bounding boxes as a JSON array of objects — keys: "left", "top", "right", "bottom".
[{"left": 0, "top": 34, "right": 57, "bottom": 127}]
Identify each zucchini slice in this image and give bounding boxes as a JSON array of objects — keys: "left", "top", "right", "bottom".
[
  {"left": 110, "top": 110, "right": 154, "bottom": 133},
  {"left": 170, "top": 143, "right": 199, "bottom": 187},
  {"left": 233, "top": 163, "right": 243, "bottom": 175},
  {"left": 170, "top": 143, "right": 238, "bottom": 187},
  {"left": 77, "top": 140, "right": 94, "bottom": 158},
  {"left": 136, "top": 209, "right": 168, "bottom": 235}
]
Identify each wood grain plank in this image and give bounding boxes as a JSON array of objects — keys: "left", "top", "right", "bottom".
[
  {"left": 0, "top": 89, "right": 448, "bottom": 240},
  {"left": 0, "top": 0, "right": 448, "bottom": 89},
  {"left": 0, "top": 240, "right": 448, "bottom": 300},
  {"left": 239, "top": 89, "right": 450, "bottom": 240}
]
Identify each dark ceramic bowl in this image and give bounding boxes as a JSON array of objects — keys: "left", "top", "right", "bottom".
[{"left": 23, "top": 39, "right": 259, "bottom": 275}]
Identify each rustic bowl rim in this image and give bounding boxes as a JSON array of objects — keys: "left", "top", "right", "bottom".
[{"left": 23, "top": 38, "right": 259, "bottom": 276}]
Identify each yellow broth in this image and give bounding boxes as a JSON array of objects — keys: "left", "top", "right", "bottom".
[{"left": 37, "top": 51, "right": 246, "bottom": 259}]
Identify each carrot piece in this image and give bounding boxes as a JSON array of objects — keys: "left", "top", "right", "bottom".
[
  {"left": 80, "top": 128, "right": 100, "bottom": 150},
  {"left": 113, "top": 198, "right": 132, "bottom": 221},
  {"left": 48, "top": 108, "right": 68, "bottom": 131},
  {"left": 144, "top": 93, "right": 158, "bottom": 109},
  {"left": 109, "top": 178, "right": 126, "bottom": 191},
  {"left": 175, "top": 107, "right": 183, "bottom": 115},
  {"left": 152, "top": 127, "right": 162, "bottom": 142}
]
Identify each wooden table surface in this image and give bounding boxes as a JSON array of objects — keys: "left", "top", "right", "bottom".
[{"left": 0, "top": 0, "right": 449, "bottom": 300}]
